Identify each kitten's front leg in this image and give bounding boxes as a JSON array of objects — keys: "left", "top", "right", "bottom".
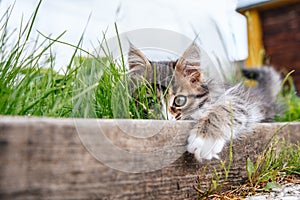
[
  {"left": 187, "top": 115, "right": 227, "bottom": 162},
  {"left": 186, "top": 85, "right": 264, "bottom": 162}
]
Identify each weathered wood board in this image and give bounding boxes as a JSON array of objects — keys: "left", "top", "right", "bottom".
[
  {"left": 0, "top": 116, "right": 299, "bottom": 199},
  {"left": 261, "top": 2, "right": 300, "bottom": 92}
]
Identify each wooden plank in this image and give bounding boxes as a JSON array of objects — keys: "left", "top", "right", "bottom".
[
  {"left": 0, "top": 116, "right": 300, "bottom": 199},
  {"left": 260, "top": 2, "right": 300, "bottom": 92},
  {"left": 238, "top": 0, "right": 297, "bottom": 12}
]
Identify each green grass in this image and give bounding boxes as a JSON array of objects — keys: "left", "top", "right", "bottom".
[
  {"left": 0, "top": 1, "right": 159, "bottom": 119},
  {"left": 238, "top": 136, "right": 300, "bottom": 197},
  {"left": 194, "top": 126, "right": 300, "bottom": 199},
  {"left": 0, "top": 1, "right": 75, "bottom": 117},
  {"left": 276, "top": 77, "right": 300, "bottom": 122}
]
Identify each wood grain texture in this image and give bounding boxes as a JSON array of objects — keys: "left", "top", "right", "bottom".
[
  {"left": 0, "top": 116, "right": 299, "bottom": 199},
  {"left": 260, "top": 2, "right": 300, "bottom": 93},
  {"left": 244, "top": 9, "right": 264, "bottom": 67}
]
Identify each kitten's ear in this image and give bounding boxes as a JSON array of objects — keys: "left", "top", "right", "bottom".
[
  {"left": 128, "top": 45, "right": 151, "bottom": 70},
  {"left": 175, "top": 44, "right": 203, "bottom": 83}
]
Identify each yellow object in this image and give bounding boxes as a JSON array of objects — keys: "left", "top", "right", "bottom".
[{"left": 244, "top": 10, "right": 265, "bottom": 67}]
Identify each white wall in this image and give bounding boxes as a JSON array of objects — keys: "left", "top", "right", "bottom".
[{"left": 1, "top": 0, "right": 248, "bottom": 76}]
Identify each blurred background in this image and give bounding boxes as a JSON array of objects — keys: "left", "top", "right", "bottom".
[
  {"left": 238, "top": 0, "right": 299, "bottom": 93},
  {"left": 0, "top": 0, "right": 299, "bottom": 91}
]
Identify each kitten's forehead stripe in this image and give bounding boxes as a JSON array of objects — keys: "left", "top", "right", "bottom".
[{"left": 147, "top": 61, "right": 176, "bottom": 89}]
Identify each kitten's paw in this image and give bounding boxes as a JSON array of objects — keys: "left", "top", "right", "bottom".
[{"left": 187, "top": 131, "right": 226, "bottom": 162}]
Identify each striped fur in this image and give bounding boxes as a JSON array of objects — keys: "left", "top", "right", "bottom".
[{"left": 128, "top": 44, "right": 282, "bottom": 162}]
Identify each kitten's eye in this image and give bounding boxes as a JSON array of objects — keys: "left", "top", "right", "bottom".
[{"left": 173, "top": 95, "right": 187, "bottom": 107}]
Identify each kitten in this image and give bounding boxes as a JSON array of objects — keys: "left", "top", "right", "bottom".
[{"left": 127, "top": 44, "right": 282, "bottom": 162}]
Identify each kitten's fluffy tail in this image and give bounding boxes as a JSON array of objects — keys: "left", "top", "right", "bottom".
[
  {"left": 242, "top": 67, "right": 281, "bottom": 99},
  {"left": 242, "top": 66, "right": 282, "bottom": 121}
]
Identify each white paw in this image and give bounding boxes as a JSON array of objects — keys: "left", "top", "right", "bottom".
[{"left": 187, "top": 131, "right": 226, "bottom": 162}]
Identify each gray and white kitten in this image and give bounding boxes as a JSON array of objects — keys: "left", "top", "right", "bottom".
[{"left": 127, "top": 44, "right": 282, "bottom": 162}]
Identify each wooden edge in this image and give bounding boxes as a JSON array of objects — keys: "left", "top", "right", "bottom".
[
  {"left": 242, "top": 9, "right": 265, "bottom": 67},
  {"left": 0, "top": 116, "right": 299, "bottom": 199},
  {"left": 237, "top": 0, "right": 298, "bottom": 12}
]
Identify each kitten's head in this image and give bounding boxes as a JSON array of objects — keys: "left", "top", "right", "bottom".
[
  {"left": 128, "top": 44, "right": 210, "bottom": 120},
  {"left": 166, "top": 44, "right": 210, "bottom": 120}
]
